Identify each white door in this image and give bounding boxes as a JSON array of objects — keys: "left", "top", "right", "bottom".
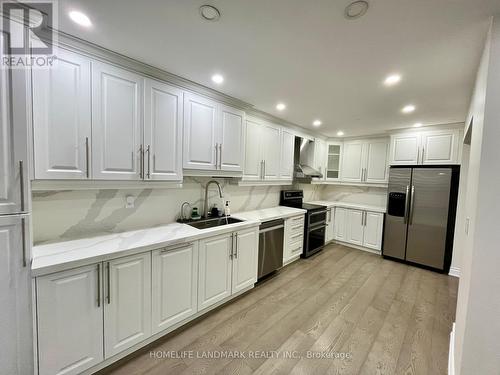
[
  {"left": 232, "top": 229, "right": 258, "bottom": 293},
  {"left": 152, "top": 243, "right": 198, "bottom": 334},
  {"left": 198, "top": 233, "right": 232, "bottom": 310},
  {"left": 32, "top": 48, "right": 91, "bottom": 180},
  {"left": 334, "top": 207, "right": 347, "bottom": 241},
  {"left": 365, "top": 139, "right": 389, "bottom": 183},
  {"left": 314, "top": 138, "right": 327, "bottom": 178},
  {"left": 0, "top": 216, "right": 32, "bottom": 375},
  {"left": 341, "top": 141, "right": 365, "bottom": 182},
  {"left": 92, "top": 62, "right": 143, "bottom": 180},
  {"left": 280, "top": 129, "right": 295, "bottom": 180},
  {"left": 144, "top": 79, "right": 183, "bottom": 181},
  {"left": 37, "top": 264, "right": 103, "bottom": 375},
  {"left": 363, "top": 212, "right": 384, "bottom": 250},
  {"left": 346, "top": 209, "right": 364, "bottom": 246},
  {"left": 325, "top": 208, "right": 334, "bottom": 242},
  {"left": 219, "top": 104, "right": 245, "bottom": 171},
  {"left": 243, "top": 119, "right": 263, "bottom": 180},
  {"left": 390, "top": 134, "right": 421, "bottom": 165},
  {"left": 183, "top": 93, "right": 218, "bottom": 170},
  {"left": 104, "top": 253, "right": 151, "bottom": 358},
  {"left": 0, "top": 33, "right": 26, "bottom": 214},
  {"left": 421, "top": 130, "right": 459, "bottom": 164},
  {"left": 262, "top": 123, "right": 281, "bottom": 179}
]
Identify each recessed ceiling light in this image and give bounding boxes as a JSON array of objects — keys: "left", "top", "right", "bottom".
[
  {"left": 199, "top": 5, "right": 221, "bottom": 22},
  {"left": 276, "top": 103, "right": 286, "bottom": 111},
  {"left": 384, "top": 74, "right": 401, "bottom": 86},
  {"left": 345, "top": 0, "right": 369, "bottom": 20},
  {"left": 402, "top": 104, "right": 416, "bottom": 114},
  {"left": 337, "top": 131, "right": 345, "bottom": 136},
  {"left": 313, "top": 120, "right": 322, "bottom": 127},
  {"left": 211, "top": 74, "right": 224, "bottom": 84},
  {"left": 414, "top": 122, "right": 423, "bottom": 128},
  {"left": 69, "top": 11, "right": 92, "bottom": 27}
]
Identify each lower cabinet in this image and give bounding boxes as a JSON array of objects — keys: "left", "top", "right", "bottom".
[
  {"left": 152, "top": 243, "right": 198, "bottom": 334},
  {"left": 334, "top": 207, "right": 384, "bottom": 251},
  {"left": 325, "top": 207, "right": 335, "bottom": 242},
  {"left": 232, "top": 229, "right": 259, "bottom": 293},
  {"left": 283, "top": 214, "right": 305, "bottom": 264}
]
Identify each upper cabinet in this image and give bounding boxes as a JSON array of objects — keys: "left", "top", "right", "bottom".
[
  {"left": 280, "top": 129, "right": 295, "bottom": 180},
  {"left": 32, "top": 48, "right": 92, "bottom": 180},
  {"left": 261, "top": 122, "right": 281, "bottom": 179},
  {"left": 183, "top": 93, "right": 245, "bottom": 172},
  {"left": 341, "top": 138, "right": 389, "bottom": 183},
  {"left": 92, "top": 62, "right": 143, "bottom": 180},
  {"left": 313, "top": 138, "right": 327, "bottom": 179},
  {"left": 325, "top": 142, "right": 342, "bottom": 181},
  {"left": 144, "top": 79, "right": 183, "bottom": 181},
  {"left": 389, "top": 129, "right": 460, "bottom": 165}
]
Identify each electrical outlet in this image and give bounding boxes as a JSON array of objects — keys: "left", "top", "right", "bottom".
[{"left": 125, "top": 195, "right": 135, "bottom": 209}]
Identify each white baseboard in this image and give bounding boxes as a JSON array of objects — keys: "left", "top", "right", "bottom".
[
  {"left": 449, "top": 266, "right": 461, "bottom": 278},
  {"left": 449, "top": 322, "right": 456, "bottom": 375}
]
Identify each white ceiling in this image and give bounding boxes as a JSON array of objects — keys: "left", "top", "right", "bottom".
[{"left": 55, "top": 0, "right": 500, "bottom": 137}]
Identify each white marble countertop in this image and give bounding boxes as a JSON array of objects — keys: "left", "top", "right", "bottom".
[
  {"left": 232, "top": 206, "right": 306, "bottom": 222},
  {"left": 32, "top": 219, "right": 260, "bottom": 277},
  {"left": 306, "top": 200, "right": 387, "bottom": 213}
]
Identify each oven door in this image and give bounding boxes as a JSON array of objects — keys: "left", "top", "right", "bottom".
[
  {"left": 308, "top": 210, "right": 327, "bottom": 227},
  {"left": 305, "top": 223, "right": 326, "bottom": 257}
]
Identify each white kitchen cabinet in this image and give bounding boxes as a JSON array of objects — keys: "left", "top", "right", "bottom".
[
  {"left": 219, "top": 104, "right": 245, "bottom": 172},
  {"left": 345, "top": 209, "right": 364, "bottom": 246},
  {"left": 283, "top": 215, "right": 305, "bottom": 264},
  {"left": 198, "top": 233, "right": 233, "bottom": 310},
  {"left": 262, "top": 122, "right": 281, "bottom": 179},
  {"left": 243, "top": 119, "right": 263, "bottom": 180},
  {"left": 36, "top": 264, "right": 103, "bottom": 375},
  {"left": 144, "top": 79, "right": 183, "bottom": 181},
  {"left": 231, "top": 228, "right": 258, "bottom": 293},
  {"left": 152, "top": 243, "right": 198, "bottom": 334},
  {"left": 104, "top": 252, "right": 151, "bottom": 358},
  {"left": 325, "top": 207, "right": 335, "bottom": 242},
  {"left": 363, "top": 211, "right": 384, "bottom": 250},
  {"left": 334, "top": 207, "right": 347, "bottom": 241},
  {"left": 390, "top": 133, "right": 421, "bottom": 165},
  {"left": 279, "top": 129, "right": 295, "bottom": 180},
  {"left": 313, "top": 138, "right": 327, "bottom": 179},
  {"left": 341, "top": 138, "right": 389, "bottom": 183},
  {"left": 32, "top": 48, "right": 92, "bottom": 180},
  {"left": 92, "top": 61, "right": 143, "bottom": 180},
  {"left": 325, "top": 142, "right": 342, "bottom": 181}
]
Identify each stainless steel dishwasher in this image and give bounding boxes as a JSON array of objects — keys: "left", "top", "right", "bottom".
[{"left": 258, "top": 219, "right": 284, "bottom": 279}]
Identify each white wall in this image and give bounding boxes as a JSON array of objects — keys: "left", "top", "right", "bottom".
[{"left": 454, "top": 16, "right": 500, "bottom": 375}]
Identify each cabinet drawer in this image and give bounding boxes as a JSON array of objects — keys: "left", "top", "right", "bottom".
[
  {"left": 289, "top": 240, "right": 303, "bottom": 257},
  {"left": 288, "top": 231, "right": 304, "bottom": 244},
  {"left": 290, "top": 222, "right": 304, "bottom": 236},
  {"left": 289, "top": 215, "right": 305, "bottom": 227}
]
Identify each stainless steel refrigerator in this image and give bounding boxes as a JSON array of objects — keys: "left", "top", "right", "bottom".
[
  {"left": 0, "top": 31, "right": 34, "bottom": 374},
  {"left": 383, "top": 166, "right": 460, "bottom": 272}
]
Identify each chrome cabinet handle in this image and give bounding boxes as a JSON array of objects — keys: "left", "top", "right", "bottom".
[
  {"left": 97, "top": 263, "right": 101, "bottom": 307},
  {"left": 409, "top": 185, "right": 416, "bottom": 225},
  {"left": 139, "top": 145, "right": 143, "bottom": 179},
  {"left": 106, "top": 262, "right": 111, "bottom": 304},
  {"left": 417, "top": 148, "right": 420, "bottom": 164},
  {"left": 263, "top": 160, "right": 266, "bottom": 178},
  {"left": 219, "top": 144, "right": 222, "bottom": 169},
  {"left": 234, "top": 233, "right": 238, "bottom": 259},
  {"left": 404, "top": 185, "right": 410, "bottom": 224},
  {"left": 21, "top": 217, "right": 27, "bottom": 267},
  {"left": 260, "top": 160, "right": 264, "bottom": 179},
  {"left": 230, "top": 233, "right": 234, "bottom": 259},
  {"left": 85, "top": 137, "right": 90, "bottom": 178},
  {"left": 146, "top": 145, "right": 151, "bottom": 179},
  {"left": 422, "top": 147, "right": 425, "bottom": 163},
  {"left": 215, "top": 144, "right": 219, "bottom": 169},
  {"left": 19, "top": 160, "right": 25, "bottom": 212}
]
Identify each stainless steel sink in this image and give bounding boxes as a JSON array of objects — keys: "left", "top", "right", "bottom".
[{"left": 186, "top": 217, "right": 243, "bottom": 229}]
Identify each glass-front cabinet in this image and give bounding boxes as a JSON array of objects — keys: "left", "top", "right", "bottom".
[{"left": 325, "top": 142, "right": 342, "bottom": 181}]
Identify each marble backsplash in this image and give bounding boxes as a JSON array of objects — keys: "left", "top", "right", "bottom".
[{"left": 321, "top": 185, "right": 388, "bottom": 207}]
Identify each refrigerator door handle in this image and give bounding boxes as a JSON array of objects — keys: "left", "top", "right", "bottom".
[
  {"left": 409, "top": 185, "right": 416, "bottom": 225},
  {"left": 404, "top": 185, "right": 410, "bottom": 224}
]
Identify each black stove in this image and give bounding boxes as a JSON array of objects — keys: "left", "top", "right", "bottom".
[{"left": 280, "top": 190, "right": 327, "bottom": 258}]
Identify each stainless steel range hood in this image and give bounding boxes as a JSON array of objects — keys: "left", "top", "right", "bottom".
[{"left": 294, "top": 137, "right": 323, "bottom": 180}]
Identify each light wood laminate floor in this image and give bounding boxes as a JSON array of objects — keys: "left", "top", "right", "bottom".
[{"left": 100, "top": 244, "right": 458, "bottom": 375}]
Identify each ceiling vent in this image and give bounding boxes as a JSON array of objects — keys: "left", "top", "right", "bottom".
[
  {"left": 199, "top": 5, "right": 221, "bottom": 22},
  {"left": 344, "top": 1, "right": 369, "bottom": 20}
]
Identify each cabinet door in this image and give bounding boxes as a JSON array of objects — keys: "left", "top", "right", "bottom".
[
  {"left": 341, "top": 142, "right": 364, "bottom": 182},
  {"left": 104, "top": 253, "right": 151, "bottom": 358},
  {"left": 32, "top": 48, "right": 91, "bottom": 179},
  {"left": 314, "top": 138, "right": 327, "bottom": 178},
  {"left": 232, "top": 229, "right": 258, "bottom": 293},
  {"left": 144, "top": 79, "right": 183, "bottom": 181},
  {"left": 219, "top": 104, "right": 245, "bottom": 172},
  {"left": 334, "top": 207, "right": 347, "bottom": 241},
  {"left": 0, "top": 216, "right": 33, "bottom": 375},
  {"left": 325, "top": 143, "right": 342, "bottom": 181},
  {"left": 345, "top": 209, "right": 364, "bottom": 246},
  {"left": 363, "top": 212, "right": 384, "bottom": 250},
  {"left": 0, "top": 33, "right": 26, "bottom": 214},
  {"left": 279, "top": 129, "right": 295, "bottom": 180},
  {"left": 421, "top": 130, "right": 459, "bottom": 164},
  {"left": 37, "top": 264, "right": 103, "bottom": 375},
  {"left": 390, "top": 134, "right": 420, "bottom": 165},
  {"left": 198, "top": 234, "right": 232, "bottom": 310},
  {"left": 152, "top": 244, "right": 198, "bottom": 334},
  {"left": 183, "top": 93, "right": 218, "bottom": 170},
  {"left": 262, "top": 123, "right": 281, "bottom": 179},
  {"left": 243, "top": 119, "right": 263, "bottom": 180},
  {"left": 325, "top": 208, "right": 334, "bottom": 242},
  {"left": 365, "top": 139, "right": 389, "bottom": 183},
  {"left": 92, "top": 62, "right": 143, "bottom": 180}
]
